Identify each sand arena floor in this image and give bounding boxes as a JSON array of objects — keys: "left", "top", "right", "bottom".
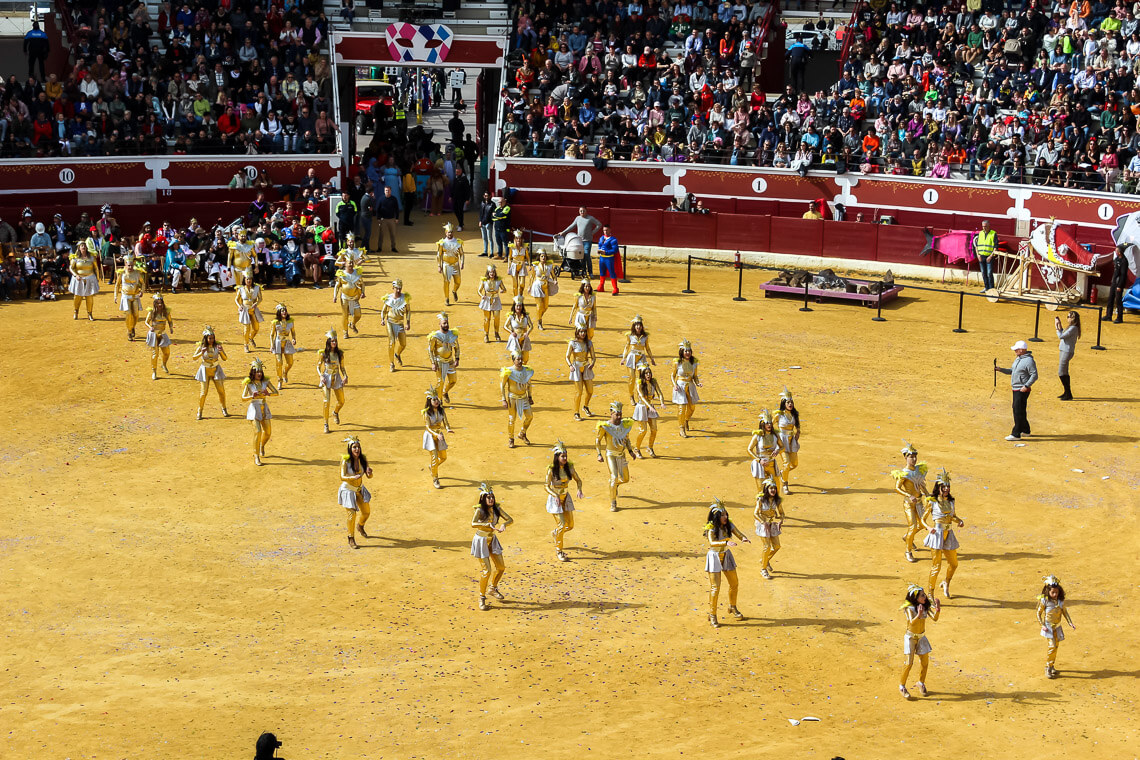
[{"left": 2, "top": 224, "right": 1138, "bottom": 759}]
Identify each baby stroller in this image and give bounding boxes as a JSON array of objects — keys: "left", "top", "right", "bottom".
[{"left": 555, "top": 232, "right": 588, "bottom": 280}]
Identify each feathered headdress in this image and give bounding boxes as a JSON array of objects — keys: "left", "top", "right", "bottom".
[
  {"left": 551, "top": 439, "right": 567, "bottom": 455},
  {"left": 1043, "top": 575, "right": 1061, "bottom": 587},
  {"left": 780, "top": 386, "right": 794, "bottom": 402},
  {"left": 609, "top": 400, "right": 623, "bottom": 414},
  {"left": 201, "top": 324, "right": 215, "bottom": 337},
  {"left": 900, "top": 440, "right": 918, "bottom": 456},
  {"left": 478, "top": 482, "right": 494, "bottom": 497},
  {"left": 392, "top": 278, "right": 403, "bottom": 289},
  {"left": 935, "top": 468, "right": 951, "bottom": 486},
  {"left": 678, "top": 338, "right": 692, "bottom": 351},
  {"left": 343, "top": 435, "right": 361, "bottom": 446},
  {"left": 250, "top": 358, "right": 265, "bottom": 372}
]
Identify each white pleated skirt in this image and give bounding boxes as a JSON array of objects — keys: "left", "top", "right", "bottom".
[
  {"left": 272, "top": 338, "right": 296, "bottom": 355},
  {"left": 470, "top": 534, "right": 503, "bottom": 558},
  {"left": 238, "top": 305, "right": 264, "bottom": 324},
  {"left": 672, "top": 382, "right": 699, "bottom": 405},
  {"left": 194, "top": 365, "right": 226, "bottom": 382},
  {"left": 507, "top": 333, "right": 531, "bottom": 353},
  {"left": 705, "top": 548, "right": 736, "bottom": 573},
  {"left": 569, "top": 362, "right": 594, "bottom": 382},
  {"left": 479, "top": 296, "right": 502, "bottom": 311},
  {"left": 69, "top": 274, "right": 100, "bottom": 296},
  {"left": 904, "top": 634, "right": 932, "bottom": 656},
  {"left": 546, "top": 493, "right": 575, "bottom": 514},
  {"left": 623, "top": 352, "right": 644, "bottom": 369},
  {"left": 632, "top": 403, "right": 658, "bottom": 421},
  {"left": 923, "top": 527, "right": 960, "bottom": 551},
  {"left": 754, "top": 520, "right": 781, "bottom": 537},
  {"left": 319, "top": 372, "right": 344, "bottom": 390},
  {"left": 528, "top": 279, "right": 547, "bottom": 299},
  {"left": 422, "top": 431, "right": 448, "bottom": 451},
  {"left": 750, "top": 459, "right": 774, "bottom": 478},
  {"left": 1041, "top": 624, "right": 1065, "bottom": 641},
  {"left": 146, "top": 332, "right": 171, "bottom": 348},
  {"left": 246, "top": 400, "right": 272, "bottom": 421},
  {"left": 338, "top": 483, "right": 371, "bottom": 510},
  {"left": 779, "top": 432, "right": 800, "bottom": 453},
  {"left": 119, "top": 294, "right": 141, "bottom": 312},
  {"left": 508, "top": 262, "right": 527, "bottom": 277}
]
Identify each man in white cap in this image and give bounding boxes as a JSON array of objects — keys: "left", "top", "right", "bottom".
[{"left": 996, "top": 340, "right": 1038, "bottom": 441}]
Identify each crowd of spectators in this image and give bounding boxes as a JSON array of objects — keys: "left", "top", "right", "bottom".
[
  {"left": 2, "top": 1, "right": 340, "bottom": 157},
  {"left": 501, "top": 0, "right": 1140, "bottom": 195}
]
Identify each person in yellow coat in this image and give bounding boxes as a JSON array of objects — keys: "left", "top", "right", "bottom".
[
  {"left": 921, "top": 469, "right": 964, "bottom": 598},
  {"left": 317, "top": 328, "right": 348, "bottom": 434},
  {"left": 500, "top": 351, "right": 535, "bottom": 447},
  {"left": 144, "top": 293, "right": 175, "bottom": 380},
  {"left": 193, "top": 325, "right": 228, "bottom": 419},
  {"left": 632, "top": 363, "right": 664, "bottom": 457},
  {"left": 477, "top": 263, "right": 505, "bottom": 342},
  {"left": 507, "top": 228, "right": 531, "bottom": 297},
  {"left": 437, "top": 222, "right": 465, "bottom": 305},
  {"left": 892, "top": 441, "right": 929, "bottom": 563},
  {"left": 528, "top": 249, "right": 559, "bottom": 329},
  {"left": 113, "top": 250, "right": 146, "bottom": 340},
  {"left": 565, "top": 325, "right": 596, "bottom": 420},
  {"left": 427, "top": 311, "right": 460, "bottom": 403},
  {"left": 567, "top": 279, "right": 598, "bottom": 341},
  {"left": 379, "top": 278, "right": 412, "bottom": 372},
  {"left": 339, "top": 435, "right": 374, "bottom": 550},
  {"left": 227, "top": 227, "right": 257, "bottom": 285},
  {"left": 596, "top": 400, "right": 637, "bottom": 511},
  {"left": 703, "top": 498, "right": 750, "bottom": 628},
  {"left": 234, "top": 273, "right": 264, "bottom": 351},
  {"left": 68, "top": 239, "right": 100, "bottom": 320},
  {"left": 899, "top": 584, "right": 940, "bottom": 699},
  {"left": 752, "top": 479, "right": 785, "bottom": 579},
  {"left": 619, "top": 315, "right": 656, "bottom": 403},
  {"left": 545, "top": 440, "right": 584, "bottom": 562},
  {"left": 746, "top": 409, "right": 784, "bottom": 495},
  {"left": 269, "top": 303, "right": 297, "bottom": 389},
  {"left": 242, "top": 358, "right": 279, "bottom": 466},
  {"left": 471, "top": 482, "right": 514, "bottom": 611},
  {"left": 423, "top": 385, "right": 453, "bottom": 489},
  {"left": 1036, "top": 575, "right": 1076, "bottom": 679},
  {"left": 332, "top": 258, "right": 365, "bottom": 339},
  {"left": 775, "top": 387, "right": 801, "bottom": 494},
  {"left": 671, "top": 339, "right": 702, "bottom": 437}
]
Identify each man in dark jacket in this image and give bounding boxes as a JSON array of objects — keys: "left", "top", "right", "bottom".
[
  {"left": 24, "top": 21, "right": 49, "bottom": 80},
  {"left": 1104, "top": 244, "right": 1130, "bottom": 324},
  {"left": 450, "top": 165, "right": 472, "bottom": 232},
  {"left": 334, "top": 193, "right": 358, "bottom": 247},
  {"left": 477, "top": 190, "right": 495, "bottom": 257}
]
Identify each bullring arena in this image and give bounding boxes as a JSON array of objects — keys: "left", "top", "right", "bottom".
[{"left": 3, "top": 229, "right": 1138, "bottom": 758}]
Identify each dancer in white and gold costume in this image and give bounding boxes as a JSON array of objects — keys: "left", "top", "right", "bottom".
[
  {"left": 922, "top": 469, "right": 964, "bottom": 598},
  {"left": 899, "top": 584, "right": 940, "bottom": 699},
  {"left": 193, "top": 324, "right": 228, "bottom": 419},
  {"left": 317, "top": 328, "right": 348, "bottom": 433},
  {"left": 632, "top": 363, "right": 664, "bottom": 457},
  {"left": 752, "top": 479, "right": 785, "bottom": 579},
  {"left": 332, "top": 258, "right": 365, "bottom": 339},
  {"left": 1036, "top": 575, "right": 1076, "bottom": 679},
  {"left": 505, "top": 296, "right": 534, "bottom": 364},
  {"left": 379, "top": 279, "right": 411, "bottom": 372},
  {"left": 671, "top": 339, "right": 702, "bottom": 437},
  {"left": 427, "top": 311, "right": 460, "bottom": 403},
  {"left": 339, "top": 435, "right": 373, "bottom": 550},
  {"left": 335, "top": 233, "right": 365, "bottom": 272},
  {"left": 477, "top": 264, "right": 505, "bottom": 342},
  {"left": 234, "top": 273, "right": 264, "bottom": 351},
  {"left": 892, "top": 441, "right": 929, "bottom": 564},
  {"left": 747, "top": 409, "right": 784, "bottom": 494},
  {"left": 68, "top": 239, "right": 100, "bottom": 320},
  {"left": 500, "top": 351, "right": 535, "bottom": 447},
  {"left": 227, "top": 228, "right": 256, "bottom": 285},
  {"left": 565, "top": 325, "right": 596, "bottom": 420},
  {"left": 242, "top": 358, "right": 278, "bottom": 466},
  {"left": 471, "top": 483, "right": 513, "bottom": 611},
  {"left": 619, "top": 315, "right": 656, "bottom": 402},
  {"left": 528, "top": 249, "right": 559, "bottom": 329},
  {"left": 422, "top": 386, "right": 453, "bottom": 489},
  {"left": 113, "top": 250, "right": 146, "bottom": 340},
  {"left": 704, "top": 498, "right": 749, "bottom": 628},
  {"left": 270, "top": 303, "right": 297, "bottom": 388},
  {"left": 596, "top": 401, "right": 637, "bottom": 511},
  {"left": 437, "top": 222, "right": 465, "bottom": 305},
  {"left": 775, "top": 387, "right": 801, "bottom": 494},
  {"left": 507, "top": 228, "right": 531, "bottom": 297},
  {"left": 545, "top": 440, "right": 584, "bottom": 562},
  {"left": 567, "top": 279, "right": 597, "bottom": 341},
  {"left": 144, "top": 293, "right": 174, "bottom": 380}
]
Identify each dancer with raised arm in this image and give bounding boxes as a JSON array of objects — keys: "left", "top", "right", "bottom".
[
  {"left": 704, "top": 498, "right": 750, "bottom": 628},
  {"left": 193, "top": 325, "right": 228, "bottom": 419},
  {"left": 545, "top": 440, "right": 584, "bottom": 562},
  {"left": 899, "top": 584, "right": 940, "bottom": 699},
  {"left": 339, "top": 435, "right": 374, "bottom": 550},
  {"left": 471, "top": 483, "right": 513, "bottom": 611}
]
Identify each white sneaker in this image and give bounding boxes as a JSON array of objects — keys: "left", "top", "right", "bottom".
[{"left": 1005, "top": 435, "right": 1020, "bottom": 441}]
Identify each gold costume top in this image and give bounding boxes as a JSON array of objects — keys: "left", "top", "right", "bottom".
[
  {"left": 336, "top": 270, "right": 365, "bottom": 301},
  {"left": 272, "top": 318, "right": 295, "bottom": 341},
  {"left": 624, "top": 332, "right": 650, "bottom": 361},
  {"left": 335, "top": 247, "right": 364, "bottom": 272},
  {"left": 319, "top": 352, "right": 345, "bottom": 376},
  {"left": 427, "top": 329, "right": 460, "bottom": 364},
  {"left": 892, "top": 464, "right": 929, "bottom": 499},
  {"left": 567, "top": 338, "right": 592, "bottom": 363},
  {"left": 596, "top": 418, "right": 635, "bottom": 456},
  {"left": 755, "top": 494, "right": 785, "bottom": 522},
  {"left": 546, "top": 464, "right": 577, "bottom": 498},
  {"left": 575, "top": 293, "right": 596, "bottom": 318},
  {"left": 340, "top": 456, "right": 367, "bottom": 493},
  {"left": 116, "top": 268, "right": 145, "bottom": 297},
  {"left": 673, "top": 357, "right": 699, "bottom": 392},
  {"left": 635, "top": 379, "right": 661, "bottom": 406},
  {"left": 532, "top": 262, "right": 556, "bottom": 287},
  {"left": 382, "top": 293, "right": 411, "bottom": 323},
  {"left": 438, "top": 236, "right": 464, "bottom": 264},
  {"left": 500, "top": 365, "right": 535, "bottom": 399},
  {"left": 705, "top": 522, "right": 745, "bottom": 552},
  {"left": 902, "top": 604, "right": 936, "bottom": 637},
  {"left": 506, "top": 313, "right": 533, "bottom": 338},
  {"left": 424, "top": 407, "right": 449, "bottom": 434},
  {"left": 750, "top": 430, "right": 782, "bottom": 461},
  {"left": 146, "top": 307, "right": 173, "bottom": 335},
  {"left": 479, "top": 277, "right": 505, "bottom": 299},
  {"left": 242, "top": 378, "right": 275, "bottom": 409},
  {"left": 1037, "top": 597, "right": 1068, "bottom": 627},
  {"left": 194, "top": 344, "right": 226, "bottom": 369},
  {"left": 237, "top": 284, "right": 262, "bottom": 308},
  {"left": 923, "top": 495, "right": 958, "bottom": 528},
  {"left": 229, "top": 239, "right": 254, "bottom": 264},
  {"left": 70, "top": 253, "right": 96, "bottom": 276},
  {"left": 508, "top": 241, "right": 530, "bottom": 266},
  {"left": 471, "top": 506, "right": 513, "bottom": 536},
  {"left": 776, "top": 409, "right": 799, "bottom": 436}
]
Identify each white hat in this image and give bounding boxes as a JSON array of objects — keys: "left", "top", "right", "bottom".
[{"left": 1010, "top": 340, "right": 1029, "bottom": 351}]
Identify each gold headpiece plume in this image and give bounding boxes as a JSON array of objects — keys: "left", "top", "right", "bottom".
[
  {"left": 780, "top": 386, "right": 794, "bottom": 402},
  {"left": 900, "top": 440, "right": 918, "bottom": 456},
  {"left": 152, "top": 293, "right": 164, "bottom": 301},
  {"left": 437, "top": 311, "right": 449, "bottom": 322},
  {"left": 758, "top": 408, "right": 773, "bottom": 427},
  {"left": 343, "top": 435, "right": 361, "bottom": 446},
  {"left": 935, "top": 468, "right": 951, "bottom": 486},
  {"left": 907, "top": 583, "right": 925, "bottom": 596},
  {"left": 425, "top": 385, "right": 440, "bottom": 400},
  {"left": 478, "top": 482, "right": 494, "bottom": 497},
  {"left": 443, "top": 222, "right": 455, "bottom": 234},
  {"left": 201, "top": 324, "right": 215, "bottom": 337},
  {"left": 761, "top": 478, "right": 777, "bottom": 491},
  {"left": 392, "top": 278, "right": 403, "bottom": 289},
  {"left": 512, "top": 294, "right": 525, "bottom": 305},
  {"left": 274, "top": 302, "right": 287, "bottom": 312},
  {"left": 325, "top": 327, "right": 338, "bottom": 340},
  {"left": 250, "top": 358, "right": 265, "bottom": 372},
  {"left": 630, "top": 314, "right": 643, "bottom": 324},
  {"left": 709, "top": 498, "right": 727, "bottom": 514},
  {"left": 552, "top": 440, "right": 567, "bottom": 455},
  {"left": 609, "top": 400, "right": 623, "bottom": 414},
  {"left": 679, "top": 338, "right": 692, "bottom": 351},
  {"left": 1043, "top": 575, "right": 1061, "bottom": 587}
]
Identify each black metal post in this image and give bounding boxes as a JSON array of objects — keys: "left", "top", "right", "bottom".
[
  {"left": 1028, "top": 301, "right": 1043, "bottom": 342},
  {"left": 682, "top": 255, "right": 695, "bottom": 293},
  {"left": 618, "top": 244, "right": 631, "bottom": 283},
  {"left": 1091, "top": 307, "right": 1107, "bottom": 350},
  {"left": 872, "top": 289, "right": 886, "bottom": 321},
  {"left": 799, "top": 279, "right": 812, "bottom": 312},
  {"left": 733, "top": 265, "right": 746, "bottom": 301},
  {"left": 952, "top": 291, "right": 967, "bottom": 333}
]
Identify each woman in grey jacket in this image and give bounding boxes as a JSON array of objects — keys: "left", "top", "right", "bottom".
[{"left": 1055, "top": 311, "right": 1081, "bottom": 401}]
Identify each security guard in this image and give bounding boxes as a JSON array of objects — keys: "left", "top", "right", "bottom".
[{"left": 492, "top": 196, "right": 512, "bottom": 259}]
